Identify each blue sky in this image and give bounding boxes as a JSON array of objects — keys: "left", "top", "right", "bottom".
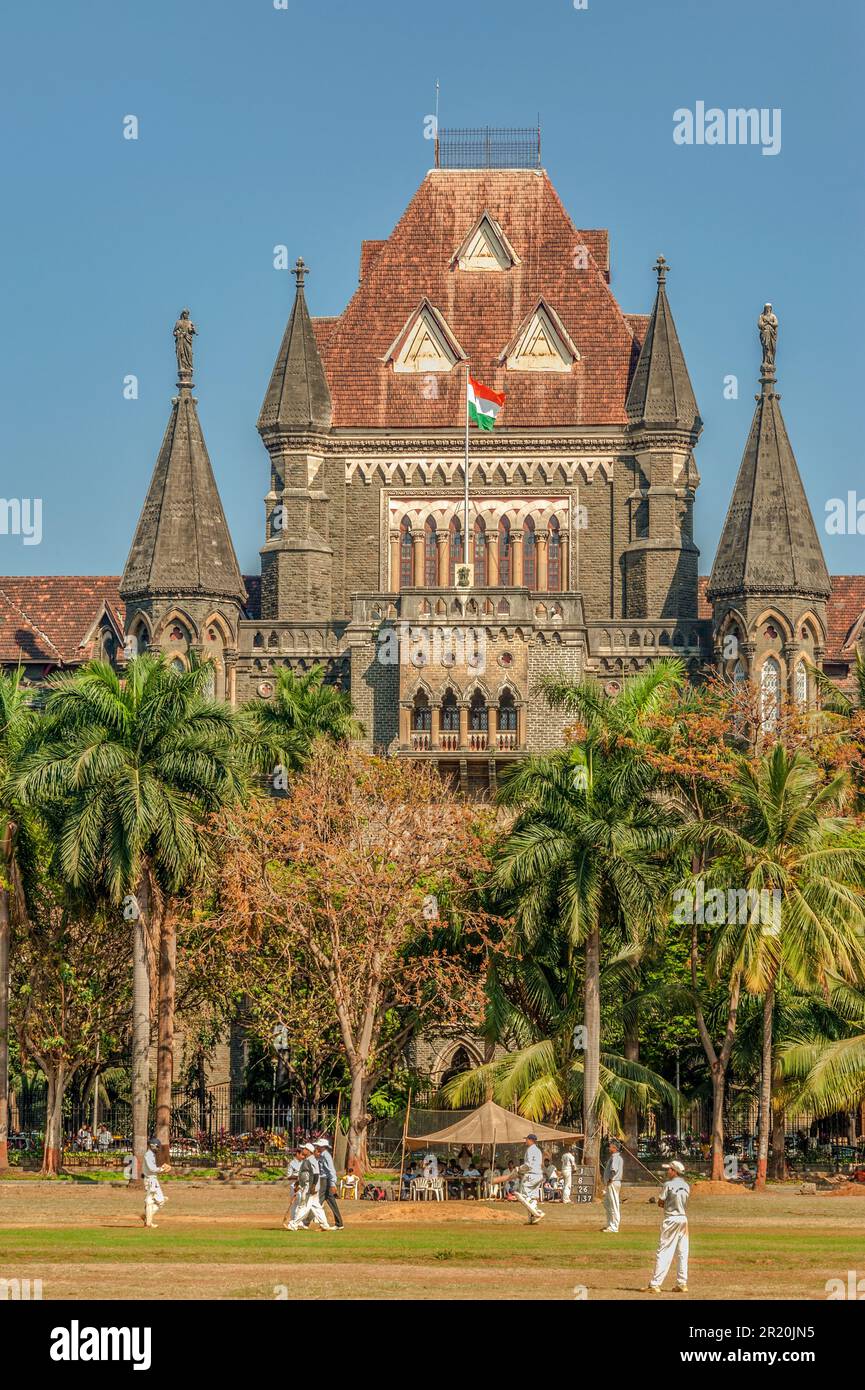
[{"left": 1, "top": 0, "right": 863, "bottom": 578}]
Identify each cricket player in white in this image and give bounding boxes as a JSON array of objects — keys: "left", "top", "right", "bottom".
[
  {"left": 515, "top": 1132, "right": 545, "bottom": 1224},
  {"left": 282, "top": 1147, "right": 303, "bottom": 1229},
  {"left": 143, "top": 1138, "right": 170, "bottom": 1228},
  {"left": 287, "top": 1142, "right": 333, "bottom": 1231},
  {"left": 560, "top": 1144, "right": 577, "bottom": 1204},
  {"left": 601, "top": 1139, "right": 624, "bottom": 1232},
  {"left": 647, "top": 1160, "right": 690, "bottom": 1292}
]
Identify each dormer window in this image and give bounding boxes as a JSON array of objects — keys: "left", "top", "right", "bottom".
[
  {"left": 452, "top": 212, "right": 520, "bottom": 272},
  {"left": 501, "top": 300, "right": 579, "bottom": 373},
  {"left": 385, "top": 300, "right": 466, "bottom": 374}
]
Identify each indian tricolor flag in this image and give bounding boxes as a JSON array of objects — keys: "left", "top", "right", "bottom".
[{"left": 467, "top": 375, "right": 505, "bottom": 431}]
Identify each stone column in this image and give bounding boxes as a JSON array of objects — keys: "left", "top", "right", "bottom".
[
  {"left": 436, "top": 530, "right": 450, "bottom": 586},
  {"left": 431, "top": 704, "right": 441, "bottom": 748},
  {"left": 560, "top": 532, "right": 570, "bottom": 591},
  {"left": 516, "top": 703, "right": 525, "bottom": 748},
  {"left": 536, "top": 530, "right": 548, "bottom": 591},
  {"left": 487, "top": 532, "right": 500, "bottom": 586},
  {"left": 412, "top": 530, "right": 425, "bottom": 586},
  {"left": 458, "top": 702, "right": 469, "bottom": 750},
  {"left": 784, "top": 643, "right": 802, "bottom": 701},
  {"left": 399, "top": 703, "right": 411, "bottom": 748},
  {"left": 488, "top": 704, "right": 498, "bottom": 750},
  {"left": 389, "top": 529, "right": 400, "bottom": 590},
  {"left": 510, "top": 529, "right": 523, "bottom": 587}
]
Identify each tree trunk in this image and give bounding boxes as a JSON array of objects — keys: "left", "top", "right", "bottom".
[
  {"left": 582, "top": 925, "right": 601, "bottom": 1173},
  {"left": 346, "top": 1068, "right": 370, "bottom": 1174},
  {"left": 155, "top": 912, "right": 176, "bottom": 1166},
  {"left": 622, "top": 999, "right": 640, "bottom": 1178},
  {"left": 755, "top": 979, "right": 775, "bottom": 1189},
  {"left": 42, "top": 1063, "right": 66, "bottom": 1176},
  {"left": 770, "top": 1102, "right": 787, "bottom": 1181},
  {"left": 710, "top": 1063, "right": 727, "bottom": 1180},
  {"left": 0, "top": 885, "right": 10, "bottom": 1171},
  {"left": 130, "top": 875, "right": 152, "bottom": 1187}
]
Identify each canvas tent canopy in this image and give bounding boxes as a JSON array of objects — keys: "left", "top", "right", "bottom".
[{"left": 405, "top": 1100, "right": 582, "bottom": 1150}]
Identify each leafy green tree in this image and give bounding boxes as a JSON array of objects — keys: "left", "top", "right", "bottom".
[
  {"left": 492, "top": 661, "right": 684, "bottom": 1167},
  {"left": 688, "top": 746, "right": 865, "bottom": 1186},
  {"left": 15, "top": 656, "right": 246, "bottom": 1176},
  {"left": 0, "top": 670, "right": 38, "bottom": 1170},
  {"left": 241, "top": 664, "right": 362, "bottom": 785}
]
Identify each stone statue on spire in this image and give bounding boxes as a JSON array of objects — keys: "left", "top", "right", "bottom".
[
  {"left": 174, "top": 308, "right": 196, "bottom": 379},
  {"left": 758, "top": 303, "right": 778, "bottom": 367}
]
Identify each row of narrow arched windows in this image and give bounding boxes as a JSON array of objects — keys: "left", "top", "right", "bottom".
[
  {"left": 398, "top": 514, "right": 562, "bottom": 589},
  {"left": 734, "top": 656, "right": 811, "bottom": 733},
  {"left": 411, "top": 687, "right": 518, "bottom": 733}
]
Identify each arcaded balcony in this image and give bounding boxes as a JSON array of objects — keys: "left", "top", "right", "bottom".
[{"left": 401, "top": 688, "right": 523, "bottom": 757}]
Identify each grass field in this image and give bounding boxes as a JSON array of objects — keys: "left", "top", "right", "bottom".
[{"left": 1, "top": 1180, "right": 863, "bottom": 1300}]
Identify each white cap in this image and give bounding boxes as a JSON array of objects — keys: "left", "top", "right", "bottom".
[
  {"left": 313, "top": 1137, "right": 330, "bottom": 1148},
  {"left": 667, "top": 1160, "right": 685, "bottom": 1174},
  {"left": 302, "top": 1142, "right": 316, "bottom": 1152}
]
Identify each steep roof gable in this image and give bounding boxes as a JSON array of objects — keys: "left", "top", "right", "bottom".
[{"left": 312, "top": 169, "right": 643, "bottom": 428}]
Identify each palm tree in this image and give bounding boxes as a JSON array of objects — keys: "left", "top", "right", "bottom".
[
  {"left": 15, "top": 656, "right": 246, "bottom": 1177},
  {"left": 691, "top": 746, "right": 865, "bottom": 1186},
  {"left": 778, "top": 979, "right": 865, "bottom": 1125},
  {"left": 242, "top": 664, "right": 362, "bottom": 781},
  {"left": 0, "top": 670, "right": 37, "bottom": 1170},
  {"left": 493, "top": 661, "right": 683, "bottom": 1168},
  {"left": 444, "top": 932, "right": 679, "bottom": 1134}
]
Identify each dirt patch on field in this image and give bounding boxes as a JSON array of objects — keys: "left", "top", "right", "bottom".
[
  {"left": 692, "top": 1181, "right": 750, "bottom": 1196},
  {"left": 825, "top": 1183, "right": 865, "bottom": 1197}
]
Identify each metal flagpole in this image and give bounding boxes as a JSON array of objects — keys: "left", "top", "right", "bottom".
[{"left": 464, "top": 364, "right": 470, "bottom": 561}]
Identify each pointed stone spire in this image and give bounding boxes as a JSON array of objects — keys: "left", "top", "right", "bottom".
[
  {"left": 626, "top": 256, "right": 701, "bottom": 433},
  {"left": 258, "top": 258, "right": 332, "bottom": 435},
  {"left": 707, "top": 307, "right": 830, "bottom": 602},
  {"left": 121, "top": 313, "right": 245, "bottom": 603}
]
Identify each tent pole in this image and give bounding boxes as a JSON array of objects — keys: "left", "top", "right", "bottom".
[{"left": 397, "top": 1087, "right": 412, "bottom": 1200}]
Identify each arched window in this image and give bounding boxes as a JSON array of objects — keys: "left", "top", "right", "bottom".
[
  {"left": 796, "top": 660, "right": 808, "bottom": 708},
  {"left": 522, "top": 515, "right": 537, "bottom": 588},
  {"left": 498, "top": 515, "right": 511, "bottom": 587},
  {"left": 449, "top": 516, "right": 463, "bottom": 585},
  {"left": 547, "top": 515, "right": 561, "bottom": 592},
  {"left": 411, "top": 690, "right": 431, "bottom": 732},
  {"left": 473, "top": 517, "right": 487, "bottom": 587},
  {"left": 424, "top": 517, "right": 438, "bottom": 587},
  {"left": 399, "top": 515, "right": 413, "bottom": 588},
  {"left": 760, "top": 657, "right": 781, "bottom": 732},
  {"left": 469, "top": 689, "right": 488, "bottom": 732},
  {"left": 733, "top": 658, "right": 747, "bottom": 687},
  {"left": 441, "top": 688, "right": 459, "bottom": 732},
  {"left": 498, "top": 689, "right": 517, "bottom": 731}
]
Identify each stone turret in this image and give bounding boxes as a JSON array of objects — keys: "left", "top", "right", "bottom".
[
  {"left": 121, "top": 310, "right": 245, "bottom": 699},
  {"left": 623, "top": 257, "right": 702, "bottom": 619},
  {"left": 708, "top": 305, "right": 830, "bottom": 701},
  {"left": 257, "top": 258, "right": 334, "bottom": 623}
]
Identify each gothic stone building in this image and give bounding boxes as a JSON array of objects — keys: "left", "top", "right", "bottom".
[{"left": 3, "top": 161, "right": 865, "bottom": 773}]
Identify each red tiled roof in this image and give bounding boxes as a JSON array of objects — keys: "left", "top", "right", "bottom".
[
  {"left": 313, "top": 169, "right": 644, "bottom": 429},
  {"left": 698, "top": 574, "right": 865, "bottom": 664},
  {"left": 0, "top": 577, "right": 123, "bottom": 666},
  {"left": 826, "top": 576, "right": 865, "bottom": 660}
]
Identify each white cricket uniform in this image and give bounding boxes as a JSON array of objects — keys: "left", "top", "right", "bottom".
[
  {"left": 289, "top": 1155, "right": 331, "bottom": 1230},
  {"left": 561, "top": 1150, "right": 577, "bottom": 1203},
  {"left": 649, "top": 1176, "right": 690, "bottom": 1289},
  {"left": 603, "top": 1150, "right": 624, "bottom": 1230},
  {"left": 143, "top": 1148, "right": 166, "bottom": 1207},
  {"left": 284, "top": 1155, "right": 302, "bottom": 1223},
  {"left": 422, "top": 1153, "right": 439, "bottom": 1179},
  {"left": 516, "top": 1142, "right": 544, "bottom": 1219}
]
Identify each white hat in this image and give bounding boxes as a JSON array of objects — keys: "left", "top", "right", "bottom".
[
  {"left": 313, "top": 1137, "right": 330, "bottom": 1148},
  {"left": 302, "top": 1142, "right": 316, "bottom": 1152},
  {"left": 667, "top": 1160, "right": 685, "bottom": 1174}
]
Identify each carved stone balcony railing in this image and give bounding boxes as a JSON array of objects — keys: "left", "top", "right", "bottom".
[
  {"left": 585, "top": 619, "right": 712, "bottom": 660},
  {"left": 496, "top": 731, "right": 517, "bottom": 750},
  {"left": 410, "top": 732, "right": 431, "bottom": 751},
  {"left": 350, "top": 588, "right": 586, "bottom": 631},
  {"left": 439, "top": 732, "right": 460, "bottom": 751},
  {"left": 468, "top": 732, "right": 488, "bottom": 751}
]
